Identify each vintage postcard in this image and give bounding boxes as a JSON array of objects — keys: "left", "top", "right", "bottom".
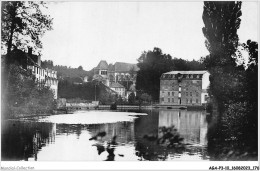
[{"left": 1, "top": 0, "right": 259, "bottom": 170}]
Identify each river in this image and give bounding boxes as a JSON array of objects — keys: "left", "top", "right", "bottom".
[{"left": 0, "top": 109, "right": 232, "bottom": 161}]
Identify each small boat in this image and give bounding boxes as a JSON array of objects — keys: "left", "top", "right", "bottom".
[{"left": 179, "top": 106, "right": 187, "bottom": 110}]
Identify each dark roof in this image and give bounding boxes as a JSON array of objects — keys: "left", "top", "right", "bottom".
[
  {"left": 2, "top": 49, "right": 39, "bottom": 69},
  {"left": 110, "top": 82, "right": 125, "bottom": 88},
  {"left": 96, "top": 60, "right": 108, "bottom": 70},
  {"left": 30, "top": 54, "right": 41, "bottom": 65},
  {"left": 163, "top": 71, "right": 208, "bottom": 75},
  {"left": 114, "top": 62, "right": 139, "bottom": 72},
  {"left": 94, "top": 60, "right": 139, "bottom": 72},
  {"left": 108, "top": 63, "right": 115, "bottom": 71}
]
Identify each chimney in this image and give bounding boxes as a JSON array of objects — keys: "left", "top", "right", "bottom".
[{"left": 28, "top": 47, "right": 32, "bottom": 56}]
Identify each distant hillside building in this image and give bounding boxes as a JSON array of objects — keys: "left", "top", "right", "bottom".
[
  {"left": 108, "top": 62, "right": 139, "bottom": 83},
  {"left": 94, "top": 60, "right": 109, "bottom": 77},
  {"left": 93, "top": 60, "right": 139, "bottom": 98},
  {"left": 28, "top": 64, "right": 58, "bottom": 99},
  {"left": 109, "top": 82, "right": 126, "bottom": 97},
  {"left": 93, "top": 60, "right": 109, "bottom": 86},
  {"left": 160, "top": 71, "right": 210, "bottom": 106}
]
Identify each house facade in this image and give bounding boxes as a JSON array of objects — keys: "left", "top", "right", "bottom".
[
  {"left": 8, "top": 48, "right": 59, "bottom": 99},
  {"left": 160, "top": 71, "right": 210, "bottom": 106},
  {"left": 109, "top": 82, "right": 126, "bottom": 98},
  {"left": 27, "top": 62, "right": 58, "bottom": 99}
]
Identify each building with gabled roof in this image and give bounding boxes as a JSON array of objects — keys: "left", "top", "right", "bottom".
[
  {"left": 94, "top": 60, "right": 109, "bottom": 76},
  {"left": 96, "top": 60, "right": 109, "bottom": 70},
  {"left": 109, "top": 82, "right": 126, "bottom": 97},
  {"left": 93, "top": 60, "right": 139, "bottom": 82},
  {"left": 93, "top": 60, "right": 139, "bottom": 97}
]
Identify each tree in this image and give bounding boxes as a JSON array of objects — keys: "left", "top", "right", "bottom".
[
  {"left": 136, "top": 47, "right": 174, "bottom": 101},
  {"left": 41, "top": 60, "right": 54, "bottom": 69},
  {"left": 108, "top": 74, "right": 114, "bottom": 83},
  {"left": 203, "top": 2, "right": 258, "bottom": 158},
  {"left": 3, "top": 63, "right": 55, "bottom": 118},
  {"left": 78, "top": 66, "right": 83, "bottom": 70},
  {"left": 53, "top": 65, "right": 90, "bottom": 80},
  {"left": 129, "top": 66, "right": 136, "bottom": 81},
  {"left": 202, "top": 1, "right": 243, "bottom": 104},
  {"left": 1, "top": 1, "right": 53, "bottom": 57},
  {"left": 128, "top": 92, "right": 135, "bottom": 104},
  {"left": 1, "top": 1, "right": 53, "bottom": 93},
  {"left": 243, "top": 40, "right": 258, "bottom": 67},
  {"left": 202, "top": 1, "right": 242, "bottom": 67},
  {"left": 242, "top": 40, "right": 258, "bottom": 107},
  {"left": 140, "top": 93, "right": 152, "bottom": 103}
]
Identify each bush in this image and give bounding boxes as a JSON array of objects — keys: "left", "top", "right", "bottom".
[
  {"left": 3, "top": 64, "right": 55, "bottom": 118},
  {"left": 128, "top": 92, "right": 136, "bottom": 104}
]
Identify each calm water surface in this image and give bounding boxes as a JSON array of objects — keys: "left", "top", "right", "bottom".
[{"left": 1, "top": 109, "right": 210, "bottom": 161}]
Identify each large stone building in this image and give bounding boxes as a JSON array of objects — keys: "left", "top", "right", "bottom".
[
  {"left": 160, "top": 71, "right": 210, "bottom": 106},
  {"left": 93, "top": 60, "right": 139, "bottom": 98}
]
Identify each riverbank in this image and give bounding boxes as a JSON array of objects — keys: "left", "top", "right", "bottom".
[
  {"left": 3, "top": 112, "right": 55, "bottom": 120},
  {"left": 4, "top": 103, "right": 210, "bottom": 120}
]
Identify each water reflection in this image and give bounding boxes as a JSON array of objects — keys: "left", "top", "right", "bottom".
[
  {"left": 1, "top": 109, "right": 209, "bottom": 161},
  {"left": 159, "top": 110, "right": 208, "bottom": 146},
  {"left": 87, "top": 122, "right": 135, "bottom": 143},
  {"left": 1, "top": 121, "right": 55, "bottom": 161},
  {"left": 92, "top": 135, "right": 118, "bottom": 161},
  {"left": 134, "top": 109, "right": 209, "bottom": 160}
]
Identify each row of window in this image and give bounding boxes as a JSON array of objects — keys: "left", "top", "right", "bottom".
[
  {"left": 161, "top": 98, "right": 200, "bottom": 104},
  {"left": 186, "top": 98, "right": 200, "bottom": 104},
  {"left": 161, "top": 80, "right": 200, "bottom": 86},
  {"left": 32, "top": 66, "right": 57, "bottom": 78},
  {"left": 161, "top": 98, "right": 174, "bottom": 102},
  {"left": 186, "top": 92, "right": 199, "bottom": 97},
  {"left": 35, "top": 67, "right": 44, "bottom": 76},
  {"left": 162, "top": 74, "right": 202, "bottom": 79},
  {"left": 115, "top": 88, "right": 124, "bottom": 91},
  {"left": 162, "top": 91, "right": 199, "bottom": 97},
  {"left": 46, "top": 79, "right": 58, "bottom": 85},
  {"left": 36, "top": 78, "right": 58, "bottom": 85},
  {"left": 101, "top": 71, "right": 107, "bottom": 75}
]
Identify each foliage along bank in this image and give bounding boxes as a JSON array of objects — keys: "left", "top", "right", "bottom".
[
  {"left": 202, "top": 1, "right": 258, "bottom": 160},
  {"left": 1, "top": 63, "right": 56, "bottom": 119},
  {"left": 1, "top": 1, "right": 55, "bottom": 119}
]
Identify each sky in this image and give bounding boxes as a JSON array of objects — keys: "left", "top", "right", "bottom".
[{"left": 40, "top": 1, "right": 258, "bottom": 71}]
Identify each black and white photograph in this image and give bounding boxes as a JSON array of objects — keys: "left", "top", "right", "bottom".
[{"left": 1, "top": 0, "right": 259, "bottom": 170}]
